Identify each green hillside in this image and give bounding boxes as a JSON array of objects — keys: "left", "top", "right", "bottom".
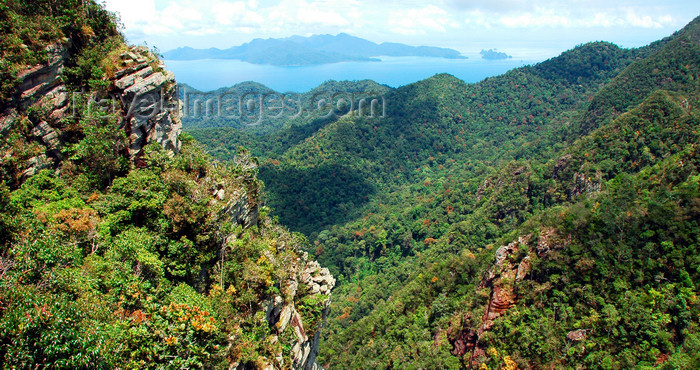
[
  {"left": 0, "top": 1, "right": 333, "bottom": 368},
  {"left": 192, "top": 41, "right": 639, "bottom": 236},
  {"left": 190, "top": 15, "right": 700, "bottom": 369},
  {"left": 229, "top": 40, "right": 642, "bottom": 235},
  {"left": 580, "top": 16, "right": 700, "bottom": 135},
  {"left": 317, "top": 17, "right": 700, "bottom": 369},
  {"left": 3, "top": 0, "right": 700, "bottom": 368},
  {"left": 181, "top": 79, "right": 391, "bottom": 135}
]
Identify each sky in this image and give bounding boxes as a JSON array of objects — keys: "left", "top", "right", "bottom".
[{"left": 102, "top": 0, "right": 700, "bottom": 59}]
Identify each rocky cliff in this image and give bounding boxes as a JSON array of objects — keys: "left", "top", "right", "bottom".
[
  {"left": 218, "top": 152, "right": 336, "bottom": 369},
  {"left": 0, "top": 42, "right": 182, "bottom": 181},
  {"left": 113, "top": 46, "right": 181, "bottom": 159},
  {"left": 446, "top": 228, "right": 570, "bottom": 368},
  {"left": 0, "top": 37, "right": 334, "bottom": 369},
  {"left": 261, "top": 256, "right": 335, "bottom": 370}
]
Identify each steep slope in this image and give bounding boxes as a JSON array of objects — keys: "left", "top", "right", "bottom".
[
  {"left": 253, "top": 41, "right": 640, "bottom": 235},
  {"left": 317, "top": 20, "right": 700, "bottom": 369},
  {"left": 0, "top": 1, "right": 335, "bottom": 368},
  {"left": 579, "top": 15, "right": 700, "bottom": 135},
  {"left": 184, "top": 33, "right": 682, "bottom": 368},
  {"left": 163, "top": 11, "right": 700, "bottom": 370},
  {"left": 190, "top": 42, "right": 645, "bottom": 236}
]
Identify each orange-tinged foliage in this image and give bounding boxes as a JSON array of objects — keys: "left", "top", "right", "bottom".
[{"left": 54, "top": 208, "right": 98, "bottom": 233}]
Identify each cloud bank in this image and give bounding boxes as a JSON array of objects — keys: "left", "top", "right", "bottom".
[{"left": 103, "top": 0, "right": 696, "bottom": 53}]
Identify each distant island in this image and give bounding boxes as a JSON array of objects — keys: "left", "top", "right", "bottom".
[
  {"left": 480, "top": 49, "right": 512, "bottom": 60},
  {"left": 163, "top": 33, "right": 467, "bottom": 66}
]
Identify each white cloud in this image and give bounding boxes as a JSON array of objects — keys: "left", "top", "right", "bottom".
[
  {"left": 388, "top": 5, "right": 457, "bottom": 35},
  {"left": 212, "top": 1, "right": 265, "bottom": 27},
  {"left": 101, "top": 0, "right": 693, "bottom": 51},
  {"left": 495, "top": 7, "right": 675, "bottom": 29},
  {"left": 590, "top": 12, "right": 615, "bottom": 27},
  {"left": 499, "top": 10, "right": 572, "bottom": 28},
  {"left": 463, "top": 10, "right": 495, "bottom": 28},
  {"left": 296, "top": 6, "right": 350, "bottom": 26},
  {"left": 622, "top": 10, "right": 674, "bottom": 29},
  {"left": 265, "top": 0, "right": 357, "bottom": 29},
  {"left": 213, "top": 2, "right": 246, "bottom": 25},
  {"left": 105, "top": 0, "right": 157, "bottom": 29},
  {"left": 160, "top": 3, "right": 203, "bottom": 32},
  {"left": 236, "top": 27, "right": 257, "bottom": 33},
  {"left": 104, "top": 0, "right": 267, "bottom": 37},
  {"left": 446, "top": 0, "right": 534, "bottom": 13}
]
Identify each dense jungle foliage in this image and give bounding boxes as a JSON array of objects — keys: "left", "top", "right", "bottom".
[
  {"left": 191, "top": 15, "right": 700, "bottom": 369},
  {"left": 1, "top": 1, "right": 329, "bottom": 368},
  {"left": 2, "top": 0, "right": 700, "bottom": 368}
]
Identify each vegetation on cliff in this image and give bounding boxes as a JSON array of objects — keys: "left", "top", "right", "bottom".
[
  {"left": 3, "top": 0, "right": 700, "bottom": 368},
  {"left": 0, "top": 1, "right": 333, "bottom": 368}
]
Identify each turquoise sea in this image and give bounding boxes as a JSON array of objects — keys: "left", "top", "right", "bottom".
[{"left": 164, "top": 55, "right": 539, "bottom": 93}]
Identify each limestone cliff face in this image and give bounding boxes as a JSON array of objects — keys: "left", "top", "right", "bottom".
[
  {"left": 113, "top": 46, "right": 181, "bottom": 159},
  {"left": 0, "top": 42, "right": 182, "bottom": 180},
  {"left": 447, "top": 228, "right": 570, "bottom": 368},
  {"left": 193, "top": 152, "right": 335, "bottom": 370},
  {"left": 2, "top": 41, "right": 335, "bottom": 370},
  {"left": 261, "top": 256, "right": 335, "bottom": 370},
  {"left": 217, "top": 156, "right": 335, "bottom": 370}
]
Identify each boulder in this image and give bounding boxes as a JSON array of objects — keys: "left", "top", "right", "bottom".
[
  {"left": 567, "top": 329, "right": 587, "bottom": 342},
  {"left": 223, "top": 190, "right": 259, "bottom": 228}
]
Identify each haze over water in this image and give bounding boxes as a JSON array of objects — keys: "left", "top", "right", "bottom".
[{"left": 165, "top": 55, "right": 538, "bottom": 92}]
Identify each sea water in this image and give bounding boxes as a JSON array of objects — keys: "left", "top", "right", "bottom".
[{"left": 164, "top": 55, "right": 539, "bottom": 93}]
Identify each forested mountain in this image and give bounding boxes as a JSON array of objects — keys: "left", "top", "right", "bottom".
[
  {"left": 180, "top": 79, "right": 391, "bottom": 135},
  {"left": 2, "top": 0, "right": 699, "bottom": 368},
  {"left": 193, "top": 40, "right": 643, "bottom": 234},
  {"left": 189, "top": 15, "right": 700, "bottom": 369},
  {"left": 164, "top": 33, "right": 465, "bottom": 65}
]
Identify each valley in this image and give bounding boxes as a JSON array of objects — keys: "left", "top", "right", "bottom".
[
  {"left": 190, "top": 17, "right": 700, "bottom": 369},
  {"left": 1, "top": 1, "right": 699, "bottom": 368}
]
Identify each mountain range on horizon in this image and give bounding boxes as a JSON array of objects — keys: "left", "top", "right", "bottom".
[
  {"left": 163, "top": 33, "right": 467, "bottom": 66},
  {"left": 4, "top": 1, "right": 700, "bottom": 368}
]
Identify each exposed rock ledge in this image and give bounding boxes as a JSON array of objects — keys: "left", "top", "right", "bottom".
[
  {"left": 447, "top": 228, "right": 570, "bottom": 368},
  {"left": 114, "top": 46, "right": 181, "bottom": 160},
  {"left": 228, "top": 252, "right": 335, "bottom": 370},
  {"left": 0, "top": 42, "right": 182, "bottom": 181},
  {"left": 268, "top": 258, "right": 335, "bottom": 370}
]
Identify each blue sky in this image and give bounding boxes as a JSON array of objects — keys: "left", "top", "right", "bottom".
[{"left": 103, "top": 0, "right": 700, "bottom": 59}]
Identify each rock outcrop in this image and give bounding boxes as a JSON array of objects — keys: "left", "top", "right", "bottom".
[
  {"left": 550, "top": 154, "right": 603, "bottom": 199},
  {"left": 567, "top": 329, "right": 587, "bottom": 342},
  {"left": 114, "top": 46, "right": 181, "bottom": 159},
  {"left": 570, "top": 171, "right": 603, "bottom": 198},
  {"left": 237, "top": 253, "right": 335, "bottom": 370},
  {"left": 224, "top": 188, "right": 260, "bottom": 228},
  {"left": 286, "top": 257, "right": 334, "bottom": 370},
  {"left": 478, "top": 236, "right": 531, "bottom": 331},
  {"left": 455, "top": 228, "right": 569, "bottom": 368},
  {"left": 0, "top": 42, "right": 182, "bottom": 182},
  {"left": 16, "top": 42, "right": 70, "bottom": 111}
]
